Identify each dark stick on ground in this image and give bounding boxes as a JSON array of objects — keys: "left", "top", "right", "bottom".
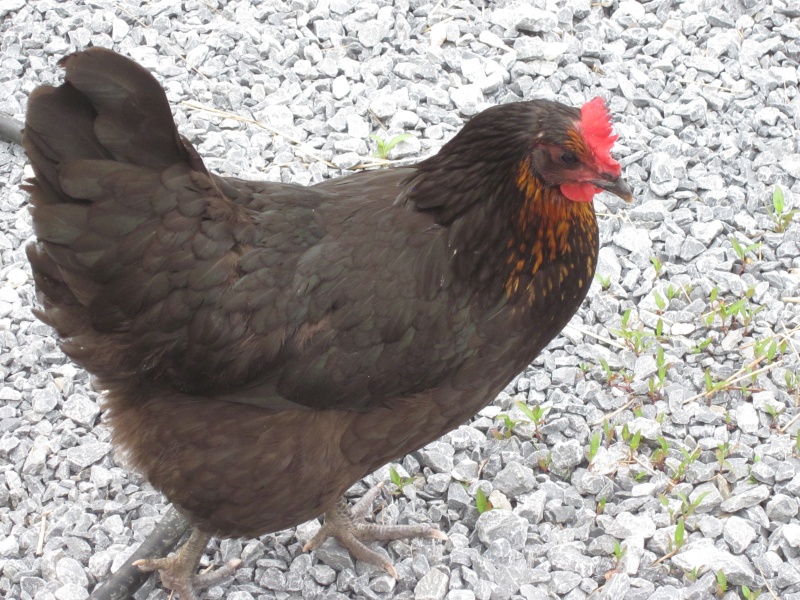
[
  {"left": 89, "top": 506, "right": 191, "bottom": 600},
  {"left": 0, "top": 113, "right": 23, "bottom": 146}
]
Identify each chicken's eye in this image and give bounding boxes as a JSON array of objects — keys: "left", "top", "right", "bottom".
[{"left": 560, "top": 151, "right": 579, "bottom": 166}]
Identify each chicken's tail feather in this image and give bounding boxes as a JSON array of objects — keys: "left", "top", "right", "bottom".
[{"left": 23, "top": 48, "right": 210, "bottom": 380}]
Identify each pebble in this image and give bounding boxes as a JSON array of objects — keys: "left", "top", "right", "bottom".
[
  {"left": 720, "top": 485, "right": 771, "bottom": 513},
  {"left": 722, "top": 516, "right": 757, "bottom": 554},
  {"left": 414, "top": 567, "right": 449, "bottom": 600},
  {"left": 493, "top": 462, "right": 535, "bottom": 498},
  {"left": 475, "top": 510, "right": 528, "bottom": 550},
  {"left": 672, "top": 540, "right": 757, "bottom": 586},
  {"left": 607, "top": 512, "right": 656, "bottom": 540}
]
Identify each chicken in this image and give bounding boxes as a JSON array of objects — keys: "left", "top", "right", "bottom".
[{"left": 23, "top": 47, "right": 632, "bottom": 599}]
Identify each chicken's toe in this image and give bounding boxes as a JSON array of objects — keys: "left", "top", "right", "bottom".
[
  {"left": 133, "top": 529, "right": 240, "bottom": 600},
  {"left": 304, "top": 484, "right": 447, "bottom": 577}
]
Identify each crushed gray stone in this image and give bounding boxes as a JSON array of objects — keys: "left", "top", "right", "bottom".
[{"left": 2, "top": 0, "right": 800, "bottom": 599}]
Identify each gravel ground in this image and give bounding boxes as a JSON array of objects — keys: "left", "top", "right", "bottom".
[{"left": 2, "top": 1, "right": 800, "bottom": 599}]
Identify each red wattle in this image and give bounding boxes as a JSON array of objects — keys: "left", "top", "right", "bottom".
[{"left": 560, "top": 183, "right": 601, "bottom": 202}]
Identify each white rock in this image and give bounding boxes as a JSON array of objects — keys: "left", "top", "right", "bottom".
[
  {"left": 780, "top": 154, "right": 800, "bottom": 178},
  {"left": 450, "top": 84, "right": 484, "bottom": 116},
  {"left": 782, "top": 523, "right": 800, "bottom": 547},
  {"left": 607, "top": 512, "right": 656, "bottom": 539},
  {"left": 723, "top": 516, "right": 757, "bottom": 554},
  {"left": 331, "top": 75, "right": 350, "bottom": 100},
  {"left": 735, "top": 403, "right": 759, "bottom": 434},
  {"left": 5, "top": 269, "right": 28, "bottom": 288},
  {"left": 672, "top": 539, "right": 756, "bottom": 586}
]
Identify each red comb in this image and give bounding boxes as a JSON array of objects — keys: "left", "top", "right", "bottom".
[{"left": 579, "top": 97, "right": 620, "bottom": 175}]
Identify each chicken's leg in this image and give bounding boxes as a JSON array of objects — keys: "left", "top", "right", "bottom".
[
  {"left": 133, "top": 529, "right": 240, "bottom": 600},
  {"left": 303, "top": 483, "right": 448, "bottom": 577}
]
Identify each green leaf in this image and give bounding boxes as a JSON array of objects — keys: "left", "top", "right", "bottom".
[
  {"left": 630, "top": 430, "right": 642, "bottom": 453},
  {"left": 384, "top": 133, "right": 413, "bottom": 153},
  {"left": 704, "top": 369, "right": 715, "bottom": 393},
  {"left": 729, "top": 236, "right": 744, "bottom": 259},
  {"left": 653, "top": 291, "right": 666, "bottom": 311},
  {"left": 389, "top": 465, "right": 402, "bottom": 488},
  {"left": 675, "top": 517, "right": 685, "bottom": 547},
  {"left": 600, "top": 358, "right": 612, "bottom": 379},
  {"left": 773, "top": 185, "right": 785, "bottom": 215},
  {"left": 516, "top": 400, "right": 547, "bottom": 424},
  {"left": 716, "top": 569, "right": 727, "bottom": 592},
  {"left": 476, "top": 487, "right": 489, "bottom": 513},
  {"left": 588, "top": 430, "right": 601, "bottom": 461},
  {"left": 370, "top": 133, "right": 414, "bottom": 159}
]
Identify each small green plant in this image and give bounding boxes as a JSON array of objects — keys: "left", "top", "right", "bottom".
[
  {"left": 587, "top": 430, "right": 601, "bottom": 462},
  {"left": 665, "top": 284, "right": 680, "bottom": 301},
  {"left": 754, "top": 336, "right": 785, "bottom": 363},
  {"left": 729, "top": 236, "right": 761, "bottom": 260},
  {"left": 703, "top": 287, "right": 720, "bottom": 327},
  {"left": 677, "top": 491, "right": 709, "bottom": 520},
  {"left": 370, "top": 133, "right": 414, "bottom": 160},
  {"left": 769, "top": 185, "right": 797, "bottom": 232},
  {"left": 597, "top": 496, "right": 607, "bottom": 514},
  {"left": 704, "top": 369, "right": 727, "bottom": 397},
  {"left": 598, "top": 358, "right": 635, "bottom": 392},
  {"left": 596, "top": 273, "right": 611, "bottom": 290},
  {"left": 684, "top": 566, "right": 702, "bottom": 582},
  {"left": 612, "top": 540, "right": 626, "bottom": 564},
  {"left": 741, "top": 585, "right": 762, "bottom": 599},
  {"left": 651, "top": 436, "right": 669, "bottom": 471},
  {"left": 655, "top": 317, "right": 664, "bottom": 339},
  {"left": 603, "top": 419, "right": 615, "bottom": 448},
  {"left": 612, "top": 309, "right": 654, "bottom": 355},
  {"left": 764, "top": 404, "right": 782, "bottom": 429},
  {"left": 537, "top": 452, "right": 552, "bottom": 472},
  {"left": 629, "top": 430, "right": 643, "bottom": 457},
  {"left": 715, "top": 569, "right": 728, "bottom": 597},
  {"left": 671, "top": 447, "right": 701, "bottom": 483},
  {"left": 729, "top": 236, "right": 761, "bottom": 268},
  {"left": 647, "top": 346, "right": 669, "bottom": 399},
  {"left": 475, "top": 487, "right": 491, "bottom": 513},
  {"left": 795, "top": 431, "right": 800, "bottom": 457},
  {"left": 660, "top": 494, "right": 675, "bottom": 522},
  {"left": 491, "top": 413, "right": 519, "bottom": 440},
  {"left": 692, "top": 337, "right": 713, "bottom": 354},
  {"left": 786, "top": 371, "right": 800, "bottom": 395},
  {"left": 650, "top": 256, "right": 664, "bottom": 278},
  {"left": 389, "top": 465, "right": 415, "bottom": 493},
  {"left": 621, "top": 423, "right": 631, "bottom": 443},
  {"left": 715, "top": 442, "right": 731, "bottom": 472},
  {"left": 704, "top": 286, "right": 764, "bottom": 334},
  {"left": 673, "top": 517, "right": 685, "bottom": 551},
  {"left": 517, "top": 400, "right": 548, "bottom": 440},
  {"left": 599, "top": 358, "right": 614, "bottom": 381}
]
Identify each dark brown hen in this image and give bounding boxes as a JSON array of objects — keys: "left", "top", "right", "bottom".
[{"left": 23, "top": 47, "right": 631, "bottom": 598}]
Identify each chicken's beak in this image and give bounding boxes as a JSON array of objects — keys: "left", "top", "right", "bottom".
[{"left": 594, "top": 176, "right": 633, "bottom": 203}]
